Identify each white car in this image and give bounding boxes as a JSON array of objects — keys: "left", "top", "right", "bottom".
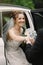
[{"left": 0, "top": 4, "right": 38, "bottom": 65}]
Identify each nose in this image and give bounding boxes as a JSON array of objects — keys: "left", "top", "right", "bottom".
[{"left": 21, "top": 19, "right": 25, "bottom": 22}]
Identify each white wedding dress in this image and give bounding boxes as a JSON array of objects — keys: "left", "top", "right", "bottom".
[
  {"left": 5, "top": 38, "right": 32, "bottom": 65},
  {"left": 3, "top": 18, "right": 32, "bottom": 65},
  {"left": 3, "top": 17, "right": 37, "bottom": 65}
]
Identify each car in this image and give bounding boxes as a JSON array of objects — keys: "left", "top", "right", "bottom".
[{"left": 0, "top": 4, "right": 43, "bottom": 65}]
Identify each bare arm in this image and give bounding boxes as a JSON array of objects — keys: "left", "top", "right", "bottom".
[{"left": 8, "top": 29, "right": 27, "bottom": 42}]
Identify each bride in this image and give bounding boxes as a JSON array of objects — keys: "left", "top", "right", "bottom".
[{"left": 4, "top": 10, "right": 32, "bottom": 65}]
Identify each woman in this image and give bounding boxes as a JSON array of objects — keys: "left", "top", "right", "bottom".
[{"left": 5, "top": 10, "right": 32, "bottom": 65}]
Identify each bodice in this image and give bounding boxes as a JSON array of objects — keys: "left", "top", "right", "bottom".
[{"left": 6, "top": 40, "right": 22, "bottom": 51}]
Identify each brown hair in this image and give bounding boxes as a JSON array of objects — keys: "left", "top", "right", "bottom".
[{"left": 11, "top": 10, "right": 25, "bottom": 20}]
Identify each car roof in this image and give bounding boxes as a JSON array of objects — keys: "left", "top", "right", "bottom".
[{"left": 0, "top": 3, "right": 31, "bottom": 12}]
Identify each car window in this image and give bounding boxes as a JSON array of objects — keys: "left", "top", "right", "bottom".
[
  {"left": 1, "top": 11, "right": 31, "bottom": 43},
  {"left": 2, "top": 11, "right": 30, "bottom": 32},
  {"left": 2, "top": 11, "right": 12, "bottom": 27}
]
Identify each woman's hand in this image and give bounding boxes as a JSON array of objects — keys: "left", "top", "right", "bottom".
[
  {"left": 25, "top": 36, "right": 35, "bottom": 45},
  {"left": 29, "top": 37, "right": 35, "bottom": 45},
  {"left": 25, "top": 36, "right": 31, "bottom": 44}
]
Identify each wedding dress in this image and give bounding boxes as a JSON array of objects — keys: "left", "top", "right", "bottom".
[
  {"left": 5, "top": 38, "right": 32, "bottom": 65},
  {"left": 3, "top": 18, "right": 32, "bottom": 65}
]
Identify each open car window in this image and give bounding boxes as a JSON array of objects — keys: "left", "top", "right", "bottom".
[
  {"left": 2, "top": 11, "right": 30, "bottom": 29},
  {"left": 2, "top": 11, "right": 30, "bottom": 34},
  {"left": 2, "top": 11, "right": 31, "bottom": 41}
]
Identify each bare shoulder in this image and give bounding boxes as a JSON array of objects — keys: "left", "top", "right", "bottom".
[
  {"left": 8, "top": 28, "right": 14, "bottom": 33},
  {"left": 7, "top": 28, "right": 15, "bottom": 38},
  {"left": 7, "top": 28, "right": 15, "bottom": 40}
]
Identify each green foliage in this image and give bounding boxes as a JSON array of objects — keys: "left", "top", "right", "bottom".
[{"left": 1, "top": 0, "right": 35, "bottom": 9}]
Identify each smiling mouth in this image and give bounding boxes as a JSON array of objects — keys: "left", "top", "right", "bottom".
[{"left": 19, "top": 21, "right": 25, "bottom": 23}]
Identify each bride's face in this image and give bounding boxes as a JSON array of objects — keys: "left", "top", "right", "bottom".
[{"left": 15, "top": 13, "right": 25, "bottom": 27}]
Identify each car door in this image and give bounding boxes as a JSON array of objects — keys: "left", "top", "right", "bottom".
[
  {"left": 31, "top": 9, "right": 43, "bottom": 32},
  {"left": 0, "top": 12, "right": 6, "bottom": 65}
]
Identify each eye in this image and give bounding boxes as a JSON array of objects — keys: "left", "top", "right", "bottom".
[
  {"left": 19, "top": 18, "right": 21, "bottom": 20},
  {"left": 23, "top": 18, "right": 25, "bottom": 19}
]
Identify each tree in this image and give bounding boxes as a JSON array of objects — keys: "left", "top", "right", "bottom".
[
  {"left": 33, "top": 0, "right": 43, "bottom": 8},
  {"left": 0, "top": 0, "right": 34, "bottom": 9}
]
